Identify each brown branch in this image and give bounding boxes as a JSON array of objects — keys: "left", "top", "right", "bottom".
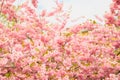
[{"left": 0, "top": 0, "right": 5, "bottom": 14}]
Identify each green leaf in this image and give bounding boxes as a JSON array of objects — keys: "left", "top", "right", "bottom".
[
  {"left": 117, "top": 60, "right": 120, "bottom": 63},
  {"left": 81, "top": 61, "right": 90, "bottom": 66},
  {"left": 30, "top": 62, "right": 35, "bottom": 67},
  {"left": 81, "top": 29, "right": 88, "bottom": 33},
  {"left": 35, "top": 48, "right": 40, "bottom": 52},
  {"left": 79, "top": 29, "right": 89, "bottom": 36},
  {"left": 114, "top": 48, "right": 120, "bottom": 56},
  {"left": 5, "top": 72, "right": 11, "bottom": 78},
  {"left": 93, "top": 20, "right": 97, "bottom": 24},
  {"left": 48, "top": 57, "right": 55, "bottom": 62},
  {"left": 43, "top": 51, "right": 48, "bottom": 56},
  {"left": 69, "top": 62, "right": 79, "bottom": 71},
  {"left": 64, "top": 32, "right": 72, "bottom": 37},
  {"left": 0, "top": 48, "right": 2, "bottom": 52}
]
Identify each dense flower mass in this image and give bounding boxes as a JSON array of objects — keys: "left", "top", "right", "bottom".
[
  {"left": 0, "top": 0, "right": 120, "bottom": 80},
  {"left": 104, "top": 0, "right": 120, "bottom": 27}
]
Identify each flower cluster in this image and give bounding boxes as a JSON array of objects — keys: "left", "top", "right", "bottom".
[
  {"left": 104, "top": 0, "right": 120, "bottom": 27},
  {"left": 0, "top": 0, "right": 120, "bottom": 80}
]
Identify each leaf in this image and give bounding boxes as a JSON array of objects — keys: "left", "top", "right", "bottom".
[
  {"left": 5, "top": 72, "right": 11, "bottom": 78},
  {"left": 81, "top": 61, "right": 90, "bottom": 67},
  {"left": 43, "top": 51, "right": 49, "bottom": 56},
  {"left": 0, "top": 48, "right": 2, "bottom": 52},
  {"left": 117, "top": 60, "right": 120, "bottom": 63},
  {"left": 35, "top": 48, "right": 40, "bottom": 52},
  {"left": 69, "top": 62, "right": 79, "bottom": 71},
  {"left": 79, "top": 29, "right": 89, "bottom": 36},
  {"left": 63, "top": 32, "right": 72, "bottom": 37},
  {"left": 114, "top": 48, "right": 120, "bottom": 56},
  {"left": 21, "top": 41, "right": 25, "bottom": 47},
  {"left": 30, "top": 62, "right": 35, "bottom": 67},
  {"left": 48, "top": 57, "right": 55, "bottom": 62},
  {"left": 81, "top": 29, "right": 88, "bottom": 33}
]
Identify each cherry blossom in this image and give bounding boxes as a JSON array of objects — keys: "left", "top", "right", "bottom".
[{"left": 0, "top": 0, "right": 120, "bottom": 80}]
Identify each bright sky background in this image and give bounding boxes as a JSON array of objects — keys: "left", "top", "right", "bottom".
[
  {"left": 38, "top": 0, "right": 112, "bottom": 26},
  {"left": 14, "top": 0, "right": 112, "bottom": 26},
  {"left": 39, "top": 0, "right": 112, "bottom": 18}
]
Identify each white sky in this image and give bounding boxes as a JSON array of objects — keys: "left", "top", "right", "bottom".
[
  {"left": 38, "top": 0, "right": 112, "bottom": 26},
  {"left": 39, "top": 0, "right": 112, "bottom": 17}
]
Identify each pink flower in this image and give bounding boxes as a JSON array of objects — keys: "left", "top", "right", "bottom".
[
  {"left": 40, "top": 10, "right": 46, "bottom": 17},
  {"left": 32, "top": 0, "right": 38, "bottom": 8},
  {"left": 0, "top": 58, "right": 8, "bottom": 66},
  {"left": 0, "top": 0, "right": 119, "bottom": 80},
  {"left": 104, "top": 13, "right": 115, "bottom": 24}
]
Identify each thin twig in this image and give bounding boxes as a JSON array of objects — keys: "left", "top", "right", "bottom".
[{"left": 0, "top": 0, "right": 5, "bottom": 14}]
